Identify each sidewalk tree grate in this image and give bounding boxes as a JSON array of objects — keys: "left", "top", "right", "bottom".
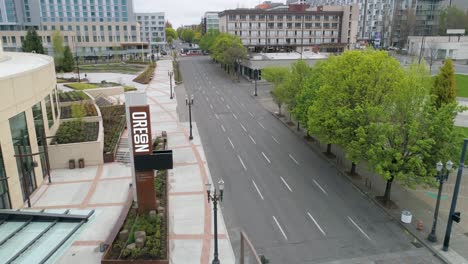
[{"left": 411, "top": 241, "right": 423, "bottom": 248}]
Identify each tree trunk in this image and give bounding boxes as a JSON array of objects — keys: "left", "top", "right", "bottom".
[
  {"left": 383, "top": 176, "right": 394, "bottom": 204},
  {"left": 278, "top": 104, "right": 282, "bottom": 115},
  {"left": 350, "top": 162, "right": 357, "bottom": 175},
  {"left": 289, "top": 112, "right": 292, "bottom": 121},
  {"left": 297, "top": 122, "right": 300, "bottom": 131},
  {"left": 326, "top": 143, "right": 332, "bottom": 155}
]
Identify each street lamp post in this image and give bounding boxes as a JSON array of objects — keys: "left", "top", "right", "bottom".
[
  {"left": 428, "top": 160, "right": 453, "bottom": 242},
  {"left": 168, "top": 71, "right": 174, "bottom": 99},
  {"left": 254, "top": 69, "right": 258, "bottom": 96},
  {"left": 186, "top": 95, "right": 194, "bottom": 140},
  {"left": 206, "top": 180, "right": 225, "bottom": 264}
]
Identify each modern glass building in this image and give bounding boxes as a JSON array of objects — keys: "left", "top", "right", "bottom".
[
  {"left": 0, "top": 0, "right": 142, "bottom": 56},
  {"left": 203, "top": 11, "right": 220, "bottom": 34},
  {"left": 135, "top": 12, "right": 166, "bottom": 51},
  {"left": 0, "top": 40, "right": 59, "bottom": 209}
]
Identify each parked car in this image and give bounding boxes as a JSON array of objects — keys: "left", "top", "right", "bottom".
[{"left": 160, "top": 50, "right": 167, "bottom": 55}]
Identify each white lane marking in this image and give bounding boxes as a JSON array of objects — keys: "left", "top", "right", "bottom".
[
  {"left": 215, "top": 90, "right": 220, "bottom": 95},
  {"left": 221, "top": 124, "right": 226, "bottom": 132},
  {"left": 258, "top": 122, "right": 265, "bottom": 129},
  {"left": 233, "top": 113, "right": 238, "bottom": 120},
  {"left": 289, "top": 154, "right": 299, "bottom": 165},
  {"left": 307, "top": 212, "right": 326, "bottom": 236},
  {"left": 249, "top": 112, "right": 254, "bottom": 118},
  {"left": 249, "top": 135, "right": 256, "bottom": 144},
  {"left": 226, "top": 104, "right": 231, "bottom": 110},
  {"left": 273, "top": 216, "right": 288, "bottom": 240},
  {"left": 262, "top": 152, "right": 271, "bottom": 164},
  {"left": 313, "top": 180, "right": 328, "bottom": 195},
  {"left": 210, "top": 104, "right": 213, "bottom": 109},
  {"left": 280, "top": 177, "right": 293, "bottom": 192},
  {"left": 272, "top": 136, "right": 280, "bottom": 144},
  {"left": 227, "top": 137, "right": 235, "bottom": 149},
  {"left": 220, "top": 97, "right": 225, "bottom": 102},
  {"left": 252, "top": 180, "right": 264, "bottom": 200},
  {"left": 240, "top": 124, "right": 247, "bottom": 132},
  {"left": 238, "top": 155, "right": 247, "bottom": 171},
  {"left": 214, "top": 114, "right": 219, "bottom": 120},
  {"left": 347, "top": 216, "right": 372, "bottom": 241}
]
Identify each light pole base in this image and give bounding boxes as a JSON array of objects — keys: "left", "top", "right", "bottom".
[
  {"left": 189, "top": 136, "right": 193, "bottom": 140},
  {"left": 170, "top": 96, "right": 173, "bottom": 99},
  {"left": 212, "top": 259, "right": 220, "bottom": 264},
  {"left": 427, "top": 233, "right": 437, "bottom": 243}
]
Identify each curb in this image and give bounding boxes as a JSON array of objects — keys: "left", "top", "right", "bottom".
[{"left": 267, "top": 111, "right": 450, "bottom": 264}]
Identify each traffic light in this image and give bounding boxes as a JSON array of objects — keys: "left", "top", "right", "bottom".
[{"left": 452, "top": 212, "right": 461, "bottom": 223}]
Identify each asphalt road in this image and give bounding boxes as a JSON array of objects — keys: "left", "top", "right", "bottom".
[{"left": 177, "top": 56, "right": 440, "bottom": 264}]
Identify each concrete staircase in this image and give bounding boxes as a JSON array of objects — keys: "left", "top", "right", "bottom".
[{"left": 115, "top": 138, "right": 130, "bottom": 165}]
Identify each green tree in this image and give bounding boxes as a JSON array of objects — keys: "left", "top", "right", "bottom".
[
  {"left": 62, "top": 46, "right": 75, "bottom": 72},
  {"left": 211, "top": 34, "right": 247, "bottom": 75},
  {"left": 52, "top": 30, "right": 64, "bottom": 71},
  {"left": 262, "top": 67, "right": 289, "bottom": 115},
  {"left": 194, "top": 32, "right": 202, "bottom": 43},
  {"left": 176, "top": 27, "right": 183, "bottom": 38},
  {"left": 283, "top": 60, "right": 312, "bottom": 122},
  {"left": 432, "top": 59, "right": 456, "bottom": 109},
  {"left": 165, "top": 28, "right": 177, "bottom": 43},
  {"left": 199, "top": 29, "right": 220, "bottom": 52},
  {"left": 22, "top": 28, "right": 45, "bottom": 54},
  {"left": 364, "top": 64, "right": 458, "bottom": 204},
  {"left": 181, "top": 29, "right": 195, "bottom": 43}
]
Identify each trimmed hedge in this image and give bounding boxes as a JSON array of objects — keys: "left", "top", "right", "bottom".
[{"left": 55, "top": 121, "right": 99, "bottom": 144}]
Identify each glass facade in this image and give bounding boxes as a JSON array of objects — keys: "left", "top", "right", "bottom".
[
  {"left": 33, "top": 103, "right": 48, "bottom": 178},
  {"left": 9, "top": 112, "right": 37, "bottom": 202},
  {"left": 0, "top": 145, "right": 11, "bottom": 209},
  {"left": 45, "top": 94, "right": 54, "bottom": 128}
]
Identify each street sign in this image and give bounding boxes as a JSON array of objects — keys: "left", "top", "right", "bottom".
[{"left": 447, "top": 29, "right": 465, "bottom": 35}]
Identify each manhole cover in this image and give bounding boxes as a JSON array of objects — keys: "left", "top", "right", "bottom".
[{"left": 411, "top": 241, "right": 423, "bottom": 248}]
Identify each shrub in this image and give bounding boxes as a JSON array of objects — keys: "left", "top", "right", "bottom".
[
  {"left": 55, "top": 121, "right": 99, "bottom": 144},
  {"left": 100, "top": 105, "right": 126, "bottom": 153},
  {"left": 133, "top": 63, "right": 156, "bottom": 84}
]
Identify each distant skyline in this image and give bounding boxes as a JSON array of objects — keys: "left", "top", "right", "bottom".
[{"left": 133, "top": 0, "right": 269, "bottom": 28}]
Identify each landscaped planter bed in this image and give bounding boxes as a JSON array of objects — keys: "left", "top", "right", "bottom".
[
  {"left": 102, "top": 136, "right": 169, "bottom": 264},
  {"left": 65, "top": 81, "right": 121, "bottom": 90},
  {"left": 133, "top": 63, "right": 156, "bottom": 84},
  {"left": 61, "top": 103, "right": 98, "bottom": 119},
  {"left": 55, "top": 121, "right": 99, "bottom": 144},
  {"left": 59, "top": 91, "right": 90, "bottom": 102}
]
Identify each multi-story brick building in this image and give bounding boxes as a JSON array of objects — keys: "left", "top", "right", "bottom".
[{"left": 218, "top": 4, "right": 358, "bottom": 52}]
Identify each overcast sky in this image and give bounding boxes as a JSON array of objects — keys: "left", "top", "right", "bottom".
[{"left": 133, "top": 0, "right": 268, "bottom": 28}]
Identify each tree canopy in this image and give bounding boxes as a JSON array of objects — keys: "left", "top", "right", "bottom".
[
  {"left": 199, "top": 29, "right": 220, "bottom": 51},
  {"left": 52, "top": 31, "right": 65, "bottom": 72},
  {"left": 432, "top": 59, "right": 456, "bottom": 109},
  {"left": 438, "top": 6, "right": 468, "bottom": 35},
  {"left": 180, "top": 29, "right": 195, "bottom": 43},
  {"left": 22, "top": 28, "right": 45, "bottom": 54},
  {"left": 62, "top": 46, "right": 75, "bottom": 72},
  {"left": 261, "top": 49, "right": 461, "bottom": 205}
]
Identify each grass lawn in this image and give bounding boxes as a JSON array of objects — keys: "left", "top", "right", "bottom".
[
  {"left": 78, "top": 63, "right": 147, "bottom": 74},
  {"left": 65, "top": 82, "right": 120, "bottom": 90},
  {"left": 456, "top": 74, "right": 468, "bottom": 97}
]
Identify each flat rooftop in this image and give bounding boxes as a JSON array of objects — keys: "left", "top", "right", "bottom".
[{"left": 0, "top": 52, "right": 53, "bottom": 79}]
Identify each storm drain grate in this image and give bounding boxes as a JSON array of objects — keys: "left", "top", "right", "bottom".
[{"left": 411, "top": 241, "right": 423, "bottom": 248}]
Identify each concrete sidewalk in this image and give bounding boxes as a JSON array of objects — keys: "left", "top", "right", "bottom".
[
  {"left": 146, "top": 58, "right": 236, "bottom": 264},
  {"left": 253, "top": 81, "right": 468, "bottom": 264}
]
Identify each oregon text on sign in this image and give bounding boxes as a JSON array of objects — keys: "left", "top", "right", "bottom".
[{"left": 132, "top": 111, "right": 150, "bottom": 153}]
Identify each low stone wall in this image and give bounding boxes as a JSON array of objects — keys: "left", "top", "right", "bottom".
[{"left": 84, "top": 86, "right": 124, "bottom": 98}]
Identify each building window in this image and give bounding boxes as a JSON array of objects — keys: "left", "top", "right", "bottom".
[
  {"left": 32, "top": 103, "right": 48, "bottom": 178},
  {"left": 45, "top": 95, "right": 54, "bottom": 128},
  {"left": 9, "top": 112, "right": 37, "bottom": 202},
  {"left": 0, "top": 146, "right": 11, "bottom": 209}
]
